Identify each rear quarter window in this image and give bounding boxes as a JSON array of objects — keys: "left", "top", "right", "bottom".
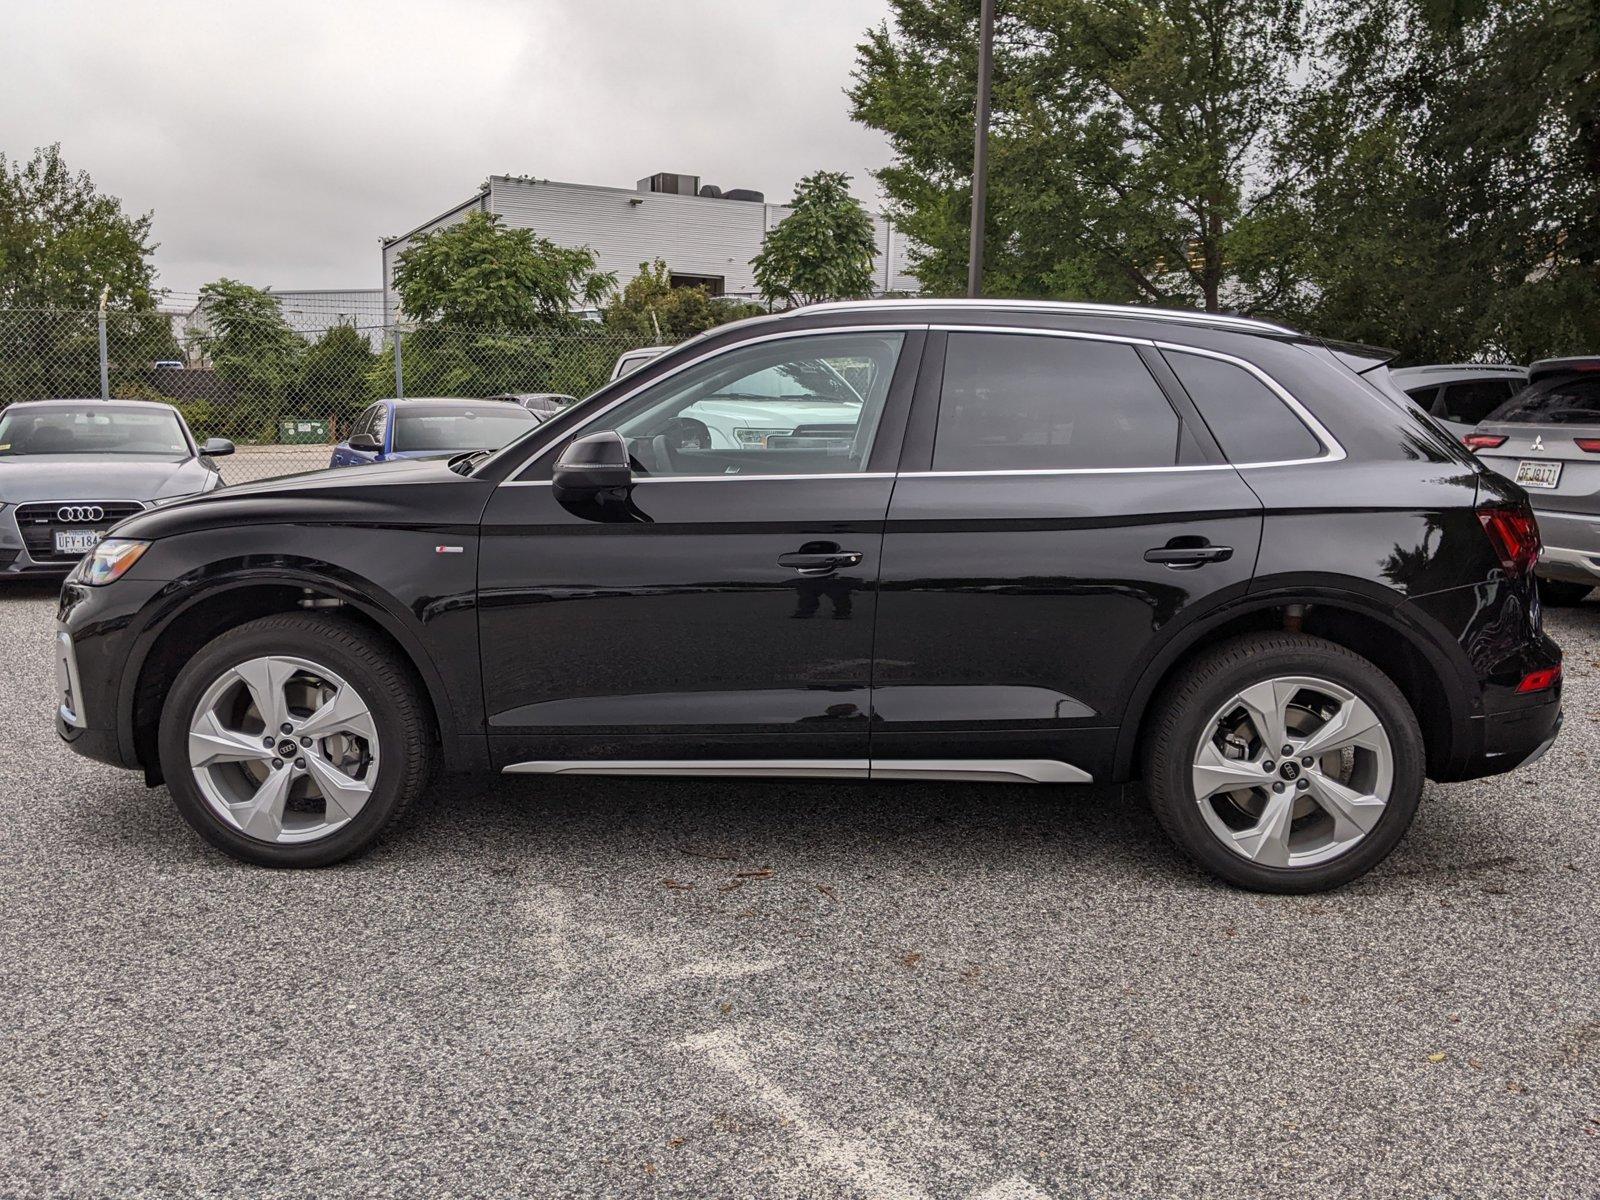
[{"left": 1163, "top": 349, "right": 1322, "bottom": 463}]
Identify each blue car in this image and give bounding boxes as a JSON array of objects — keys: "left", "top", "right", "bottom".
[{"left": 330, "top": 398, "right": 540, "bottom": 468}]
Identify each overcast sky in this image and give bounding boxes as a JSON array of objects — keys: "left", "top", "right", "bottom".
[{"left": 2, "top": 0, "right": 896, "bottom": 300}]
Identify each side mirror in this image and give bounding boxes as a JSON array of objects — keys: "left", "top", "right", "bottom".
[
  {"left": 553, "top": 430, "right": 632, "bottom": 496},
  {"left": 348, "top": 432, "right": 381, "bottom": 451},
  {"left": 200, "top": 437, "right": 235, "bottom": 457}
]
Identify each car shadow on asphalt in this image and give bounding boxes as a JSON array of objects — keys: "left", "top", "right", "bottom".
[{"left": 67, "top": 756, "right": 1525, "bottom": 896}]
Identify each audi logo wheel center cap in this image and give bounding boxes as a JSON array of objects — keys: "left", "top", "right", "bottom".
[{"left": 57, "top": 505, "right": 106, "bottom": 522}]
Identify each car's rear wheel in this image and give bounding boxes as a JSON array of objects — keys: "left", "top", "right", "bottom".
[
  {"left": 1538, "top": 578, "right": 1593, "bottom": 606},
  {"left": 1143, "top": 633, "right": 1424, "bottom": 893},
  {"left": 157, "top": 613, "right": 433, "bottom": 867}
]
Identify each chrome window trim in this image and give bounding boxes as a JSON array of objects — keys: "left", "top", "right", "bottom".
[
  {"left": 493, "top": 323, "right": 1344, "bottom": 487},
  {"left": 902, "top": 328, "right": 1343, "bottom": 477},
  {"left": 499, "top": 473, "right": 898, "bottom": 487},
  {"left": 499, "top": 323, "right": 926, "bottom": 483},
  {"left": 1155, "top": 341, "right": 1345, "bottom": 468}
]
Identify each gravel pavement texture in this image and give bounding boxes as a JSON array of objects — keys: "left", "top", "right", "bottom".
[{"left": 2, "top": 583, "right": 1596, "bottom": 1198}]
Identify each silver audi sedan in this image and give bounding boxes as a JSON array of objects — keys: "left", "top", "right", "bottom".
[
  {"left": 1466, "top": 357, "right": 1600, "bottom": 605},
  {"left": 0, "top": 398, "right": 233, "bottom": 576}
]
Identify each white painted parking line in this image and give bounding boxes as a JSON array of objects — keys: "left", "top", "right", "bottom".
[{"left": 675, "top": 1027, "right": 1054, "bottom": 1200}]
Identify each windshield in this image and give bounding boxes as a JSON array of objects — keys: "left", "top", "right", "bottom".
[
  {"left": 1486, "top": 374, "right": 1600, "bottom": 424},
  {"left": 0, "top": 406, "right": 190, "bottom": 457},
  {"left": 707, "top": 361, "right": 864, "bottom": 404},
  {"left": 391, "top": 404, "right": 537, "bottom": 453}
]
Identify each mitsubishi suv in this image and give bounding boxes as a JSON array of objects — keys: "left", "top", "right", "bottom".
[{"left": 54, "top": 300, "right": 1564, "bottom": 892}]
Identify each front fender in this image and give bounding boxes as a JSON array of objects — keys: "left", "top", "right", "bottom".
[{"left": 112, "top": 540, "right": 485, "bottom": 774}]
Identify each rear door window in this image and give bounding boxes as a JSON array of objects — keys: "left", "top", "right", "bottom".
[
  {"left": 1437, "top": 379, "right": 1519, "bottom": 425},
  {"left": 932, "top": 333, "right": 1181, "bottom": 471},
  {"left": 1487, "top": 375, "right": 1600, "bottom": 424},
  {"left": 1163, "top": 349, "right": 1322, "bottom": 463}
]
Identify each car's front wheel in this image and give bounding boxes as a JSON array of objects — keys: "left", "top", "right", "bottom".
[
  {"left": 1143, "top": 633, "right": 1424, "bottom": 893},
  {"left": 157, "top": 613, "right": 433, "bottom": 866}
]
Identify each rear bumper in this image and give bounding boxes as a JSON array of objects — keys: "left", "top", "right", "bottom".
[
  {"left": 1539, "top": 544, "right": 1600, "bottom": 584},
  {"left": 1447, "top": 689, "right": 1563, "bottom": 782},
  {"left": 1532, "top": 508, "right": 1600, "bottom": 583}
]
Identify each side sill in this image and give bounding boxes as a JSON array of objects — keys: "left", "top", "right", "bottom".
[{"left": 501, "top": 758, "right": 1093, "bottom": 784}]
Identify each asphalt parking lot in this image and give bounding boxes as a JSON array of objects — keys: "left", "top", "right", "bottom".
[{"left": 1, "top": 586, "right": 1596, "bottom": 1199}]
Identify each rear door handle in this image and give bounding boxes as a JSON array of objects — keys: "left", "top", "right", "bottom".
[
  {"left": 779, "top": 549, "right": 863, "bottom": 575},
  {"left": 1143, "top": 543, "right": 1233, "bottom": 569}
]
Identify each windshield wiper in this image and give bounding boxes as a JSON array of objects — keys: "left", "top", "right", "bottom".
[{"left": 447, "top": 449, "right": 493, "bottom": 476}]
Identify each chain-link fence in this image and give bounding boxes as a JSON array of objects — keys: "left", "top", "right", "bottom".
[{"left": 0, "top": 306, "right": 668, "bottom": 483}]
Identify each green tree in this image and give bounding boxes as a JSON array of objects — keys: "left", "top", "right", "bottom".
[
  {"left": 604, "top": 259, "right": 766, "bottom": 340},
  {"left": 0, "top": 145, "right": 174, "bottom": 404},
  {"left": 849, "top": 0, "right": 1315, "bottom": 312},
  {"left": 752, "top": 171, "right": 880, "bottom": 306},
  {"left": 194, "top": 279, "right": 303, "bottom": 438},
  {"left": 392, "top": 211, "right": 615, "bottom": 330},
  {"left": 1287, "top": 0, "right": 1600, "bottom": 362},
  {"left": 298, "top": 323, "right": 376, "bottom": 431},
  {"left": 0, "top": 143, "right": 159, "bottom": 310}
]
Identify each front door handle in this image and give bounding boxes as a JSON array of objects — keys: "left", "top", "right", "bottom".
[
  {"left": 1144, "top": 541, "right": 1233, "bottom": 569},
  {"left": 779, "top": 544, "right": 864, "bottom": 575}
]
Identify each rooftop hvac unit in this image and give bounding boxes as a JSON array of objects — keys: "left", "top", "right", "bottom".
[{"left": 637, "top": 172, "right": 700, "bottom": 196}]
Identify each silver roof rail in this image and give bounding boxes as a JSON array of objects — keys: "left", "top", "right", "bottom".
[{"left": 782, "top": 297, "right": 1299, "bottom": 336}]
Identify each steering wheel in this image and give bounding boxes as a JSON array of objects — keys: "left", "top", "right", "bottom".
[{"left": 660, "top": 416, "right": 712, "bottom": 451}]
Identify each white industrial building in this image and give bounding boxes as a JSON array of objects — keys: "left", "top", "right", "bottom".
[
  {"left": 380, "top": 171, "right": 920, "bottom": 317},
  {"left": 174, "top": 288, "right": 388, "bottom": 359}
]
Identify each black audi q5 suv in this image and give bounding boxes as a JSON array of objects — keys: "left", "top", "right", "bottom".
[{"left": 55, "top": 300, "right": 1563, "bottom": 891}]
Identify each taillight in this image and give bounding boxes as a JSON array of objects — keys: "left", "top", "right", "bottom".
[
  {"left": 1477, "top": 504, "right": 1541, "bottom": 575},
  {"left": 1516, "top": 664, "right": 1562, "bottom": 694},
  {"left": 1463, "top": 433, "right": 1507, "bottom": 450},
  {"left": 1574, "top": 438, "right": 1600, "bottom": 453}
]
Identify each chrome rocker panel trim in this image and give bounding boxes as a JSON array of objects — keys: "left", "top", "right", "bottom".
[{"left": 502, "top": 758, "right": 1093, "bottom": 784}]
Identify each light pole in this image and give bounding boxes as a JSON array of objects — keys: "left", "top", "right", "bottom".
[{"left": 966, "top": 0, "right": 995, "bottom": 298}]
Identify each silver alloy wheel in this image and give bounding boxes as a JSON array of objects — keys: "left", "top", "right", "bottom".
[
  {"left": 1191, "top": 674, "right": 1394, "bottom": 869},
  {"left": 187, "top": 655, "right": 380, "bottom": 845}
]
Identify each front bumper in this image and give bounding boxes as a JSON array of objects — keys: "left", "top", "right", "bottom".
[{"left": 55, "top": 576, "right": 170, "bottom": 773}]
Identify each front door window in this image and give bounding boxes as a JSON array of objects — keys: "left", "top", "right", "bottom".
[{"left": 603, "top": 332, "right": 905, "bottom": 476}]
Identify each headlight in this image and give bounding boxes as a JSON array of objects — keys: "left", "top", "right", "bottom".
[
  {"left": 735, "top": 427, "right": 789, "bottom": 447},
  {"left": 77, "top": 538, "right": 151, "bottom": 586}
]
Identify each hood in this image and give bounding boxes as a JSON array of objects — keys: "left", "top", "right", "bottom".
[
  {"left": 115, "top": 455, "right": 494, "bottom": 542},
  {"left": 0, "top": 455, "right": 216, "bottom": 504}
]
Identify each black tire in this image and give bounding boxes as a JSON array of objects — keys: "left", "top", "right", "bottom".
[
  {"left": 1538, "top": 578, "right": 1593, "bottom": 607},
  {"left": 157, "top": 613, "right": 433, "bottom": 867},
  {"left": 1142, "top": 632, "right": 1424, "bottom": 894}
]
